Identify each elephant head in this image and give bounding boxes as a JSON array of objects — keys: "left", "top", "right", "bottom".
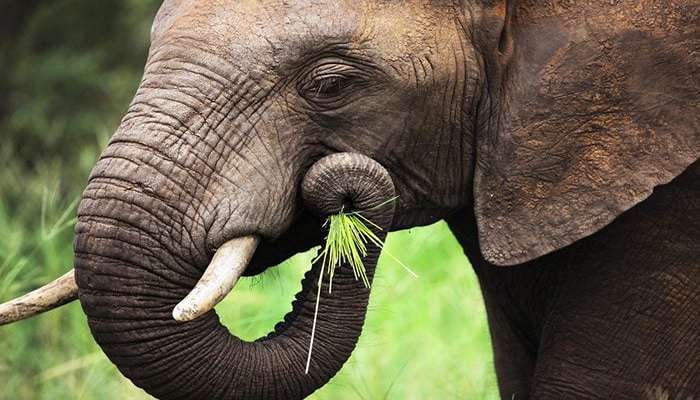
[{"left": 1, "top": 0, "right": 698, "bottom": 399}]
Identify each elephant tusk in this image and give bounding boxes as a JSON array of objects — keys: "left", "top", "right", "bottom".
[
  {"left": 173, "top": 236, "right": 260, "bottom": 322},
  {"left": 0, "top": 269, "right": 78, "bottom": 326}
]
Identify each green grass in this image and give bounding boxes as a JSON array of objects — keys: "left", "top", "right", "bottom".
[
  {"left": 0, "top": 165, "right": 498, "bottom": 399},
  {"left": 316, "top": 210, "right": 382, "bottom": 290}
]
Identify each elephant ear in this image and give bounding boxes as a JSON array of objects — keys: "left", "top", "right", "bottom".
[{"left": 474, "top": 1, "right": 700, "bottom": 266}]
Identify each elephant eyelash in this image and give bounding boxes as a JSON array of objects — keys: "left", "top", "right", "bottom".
[
  {"left": 298, "top": 74, "right": 366, "bottom": 110},
  {"left": 297, "top": 61, "right": 374, "bottom": 107},
  {"left": 307, "top": 74, "right": 356, "bottom": 98}
]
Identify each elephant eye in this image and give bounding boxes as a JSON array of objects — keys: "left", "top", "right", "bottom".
[
  {"left": 298, "top": 61, "right": 371, "bottom": 108},
  {"left": 309, "top": 75, "right": 353, "bottom": 98},
  {"left": 301, "top": 74, "right": 358, "bottom": 106}
]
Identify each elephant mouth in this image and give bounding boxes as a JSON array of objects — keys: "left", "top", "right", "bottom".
[
  {"left": 171, "top": 214, "right": 324, "bottom": 323},
  {"left": 171, "top": 235, "right": 261, "bottom": 322},
  {"left": 165, "top": 207, "right": 324, "bottom": 322},
  {"left": 243, "top": 210, "right": 324, "bottom": 278}
]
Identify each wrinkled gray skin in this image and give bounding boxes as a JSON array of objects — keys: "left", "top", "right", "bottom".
[{"left": 73, "top": 1, "right": 699, "bottom": 399}]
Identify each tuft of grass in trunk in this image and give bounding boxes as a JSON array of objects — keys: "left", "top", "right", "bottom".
[
  {"left": 316, "top": 211, "right": 381, "bottom": 291},
  {"left": 305, "top": 198, "right": 417, "bottom": 374}
]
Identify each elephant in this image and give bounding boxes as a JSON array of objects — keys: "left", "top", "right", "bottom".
[{"left": 1, "top": 0, "right": 698, "bottom": 399}]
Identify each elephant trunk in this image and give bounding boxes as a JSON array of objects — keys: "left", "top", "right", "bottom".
[{"left": 74, "top": 152, "right": 395, "bottom": 399}]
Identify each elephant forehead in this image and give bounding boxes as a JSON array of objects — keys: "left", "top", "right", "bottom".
[
  {"left": 151, "top": 0, "right": 456, "bottom": 74},
  {"left": 153, "top": 0, "right": 361, "bottom": 68}
]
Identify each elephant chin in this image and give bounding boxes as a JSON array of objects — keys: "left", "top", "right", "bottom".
[{"left": 74, "top": 153, "right": 396, "bottom": 400}]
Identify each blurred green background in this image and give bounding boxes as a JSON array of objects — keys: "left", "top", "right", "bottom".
[{"left": 0, "top": 1, "right": 497, "bottom": 399}]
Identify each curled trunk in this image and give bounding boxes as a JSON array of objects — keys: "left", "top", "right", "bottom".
[{"left": 75, "top": 153, "right": 395, "bottom": 399}]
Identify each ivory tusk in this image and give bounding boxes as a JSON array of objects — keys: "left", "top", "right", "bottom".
[
  {"left": 0, "top": 269, "right": 79, "bottom": 326},
  {"left": 173, "top": 236, "right": 259, "bottom": 322}
]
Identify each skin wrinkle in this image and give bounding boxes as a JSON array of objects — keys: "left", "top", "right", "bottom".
[
  {"left": 131, "top": 336, "right": 223, "bottom": 395},
  {"left": 89, "top": 324, "right": 207, "bottom": 354},
  {"left": 443, "top": 49, "right": 467, "bottom": 199},
  {"left": 76, "top": 218, "right": 194, "bottom": 285},
  {"left": 79, "top": 190, "right": 202, "bottom": 277},
  {"left": 78, "top": 259, "right": 184, "bottom": 295},
  {"left": 143, "top": 62, "right": 232, "bottom": 105},
  {"left": 84, "top": 319, "right": 202, "bottom": 339},
  {"left": 100, "top": 317, "right": 220, "bottom": 352},
  {"left": 235, "top": 104, "right": 281, "bottom": 190},
  {"left": 106, "top": 130, "right": 217, "bottom": 200},
  {"left": 147, "top": 44, "right": 242, "bottom": 79},
  {"left": 75, "top": 221, "right": 188, "bottom": 286},
  {"left": 252, "top": 106, "right": 287, "bottom": 187},
  {"left": 120, "top": 102, "right": 227, "bottom": 170},
  {"left": 174, "top": 333, "right": 233, "bottom": 398},
  {"left": 138, "top": 79, "right": 229, "bottom": 131},
  {"left": 85, "top": 173, "right": 209, "bottom": 264},
  {"left": 87, "top": 314, "right": 211, "bottom": 338},
  {"left": 79, "top": 242, "right": 196, "bottom": 298},
  {"left": 80, "top": 187, "right": 182, "bottom": 248},
  {"left": 146, "top": 63, "right": 230, "bottom": 95},
  {"left": 75, "top": 229, "right": 189, "bottom": 286},
  {"left": 127, "top": 346, "right": 216, "bottom": 390},
  {"left": 95, "top": 140, "right": 215, "bottom": 227}
]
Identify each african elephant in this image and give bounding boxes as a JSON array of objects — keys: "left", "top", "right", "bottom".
[{"left": 1, "top": 0, "right": 698, "bottom": 399}]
